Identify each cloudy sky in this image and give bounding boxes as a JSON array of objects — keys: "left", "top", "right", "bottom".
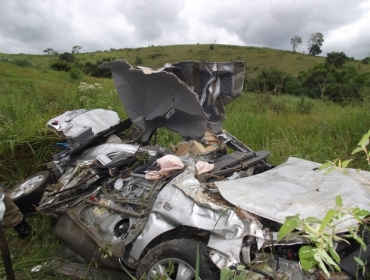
[{"left": 1, "top": 0, "right": 369, "bottom": 59}]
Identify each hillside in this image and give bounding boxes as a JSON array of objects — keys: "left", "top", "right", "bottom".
[{"left": 1, "top": 44, "right": 370, "bottom": 77}]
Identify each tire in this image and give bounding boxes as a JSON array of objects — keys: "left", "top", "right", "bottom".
[
  {"left": 137, "top": 239, "right": 220, "bottom": 280},
  {"left": 9, "top": 171, "right": 55, "bottom": 213}
]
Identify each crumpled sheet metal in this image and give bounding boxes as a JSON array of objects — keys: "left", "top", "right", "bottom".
[
  {"left": 215, "top": 157, "right": 370, "bottom": 233},
  {"left": 131, "top": 158, "right": 264, "bottom": 264},
  {"left": 99, "top": 59, "right": 207, "bottom": 142}
]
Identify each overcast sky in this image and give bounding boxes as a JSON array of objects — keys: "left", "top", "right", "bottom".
[{"left": 1, "top": 0, "right": 369, "bottom": 59}]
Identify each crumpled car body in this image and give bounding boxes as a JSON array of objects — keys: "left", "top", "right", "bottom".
[{"left": 12, "top": 60, "right": 369, "bottom": 279}]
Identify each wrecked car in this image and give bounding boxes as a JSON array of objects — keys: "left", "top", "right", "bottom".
[{"left": 10, "top": 60, "right": 370, "bottom": 279}]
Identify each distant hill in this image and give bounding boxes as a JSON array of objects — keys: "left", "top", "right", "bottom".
[{"left": 1, "top": 44, "right": 369, "bottom": 78}]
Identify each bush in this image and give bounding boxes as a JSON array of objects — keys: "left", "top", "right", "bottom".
[
  {"left": 69, "top": 68, "right": 82, "bottom": 80},
  {"left": 14, "top": 59, "right": 31, "bottom": 67},
  {"left": 298, "top": 63, "right": 364, "bottom": 103},
  {"left": 135, "top": 56, "right": 143, "bottom": 65},
  {"left": 51, "top": 60, "right": 71, "bottom": 72},
  {"left": 361, "top": 57, "right": 370, "bottom": 64},
  {"left": 246, "top": 68, "right": 294, "bottom": 94},
  {"left": 59, "top": 52, "right": 74, "bottom": 62}
]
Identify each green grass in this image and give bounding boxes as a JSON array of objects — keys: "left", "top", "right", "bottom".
[{"left": 0, "top": 44, "right": 369, "bottom": 279}]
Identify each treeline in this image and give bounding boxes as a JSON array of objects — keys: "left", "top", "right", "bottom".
[
  {"left": 247, "top": 63, "right": 369, "bottom": 104},
  {"left": 49, "top": 51, "right": 370, "bottom": 104},
  {"left": 50, "top": 52, "right": 114, "bottom": 79}
]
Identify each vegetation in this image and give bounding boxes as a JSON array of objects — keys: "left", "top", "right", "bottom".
[
  {"left": 0, "top": 44, "right": 370, "bottom": 278},
  {"left": 290, "top": 35, "right": 302, "bottom": 52},
  {"left": 308, "top": 32, "right": 324, "bottom": 56},
  {"left": 326, "top": 51, "right": 349, "bottom": 68}
]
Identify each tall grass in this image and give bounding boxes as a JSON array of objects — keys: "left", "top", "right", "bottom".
[{"left": 224, "top": 93, "right": 370, "bottom": 169}]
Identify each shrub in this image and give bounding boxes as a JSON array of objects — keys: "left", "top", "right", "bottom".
[
  {"left": 59, "top": 52, "right": 74, "bottom": 63},
  {"left": 246, "top": 68, "right": 294, "bottom": 94},
  {"left": 361, "top": 57, "right": 370, "bottom": 64},
  {"left": 14, "top": 59, "right": 31, "bottom": 67},
  {"left": 51, "top": 60, "right": 71, "bottom": 72},
  {"left": 135, "top": 56, "right": 143, "bottom": 65},
  {"left": 69, "top": 68, "right": 82, "bottom": 80}
]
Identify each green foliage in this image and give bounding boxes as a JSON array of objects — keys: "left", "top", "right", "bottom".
[
  {"left": 361, "top": 57, "right": 370, "bottom": 65},
  {"left": 69, "top": 67, "right": 82, "bottom": 80},
  {"left": 59, "top": 52, "right": 75, "bottom": 62},
  {"left": 210, "top": 44, "right": 214, "bottom": 50},
  {"left": 297, "top": 63, "right": 364, "bottom": 103},
  {"left": 326, "top": 51, "right": 349, "bottom": 68},
  {"left": 308, "top": 44, "right": 322, "bottom": 56},
  {"left": 278, "top": 197, "right": 370, "bottom": 277},
  {"left": 246, "top": 67, "right": 297, "bottom": 94},
  {"left": 99, "top": 243, "right": 113, "bottom": 259},
  {"left": 80, "top": 57, "right": 115, "bottom": 78},
  {"left": 13, "top": 58, "right": 31, "bottom": 67},
  {"left": 308, "top": 32, "right": 324, "bottom": 56},
  {"left": 51, "top": 60, "right": 71, "bottom": 72},
  {"left": 352, "top": 129, "right": 370, "bottom": 165},
  {"left": 135, "top": 56, "right": 143, "bottom": 65}
]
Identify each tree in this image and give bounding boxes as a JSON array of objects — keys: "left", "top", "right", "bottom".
[
  {"left": 290, "top": 35, "right": 302, "bottom": 52},
  {"left": 43, "top": 48, "right": 54, "bottom": 55},
  {"left": 308, "top": 32, "right": 324, "bottom": 56},
  {"left": 72, "top": 45, "right": 82, "bottom": 54},
  {"left": 326, "top": 51, "right": 348, "bottom": 68},
  {"left": 43, "top": 48, "right": 57, "bottom": 60}
]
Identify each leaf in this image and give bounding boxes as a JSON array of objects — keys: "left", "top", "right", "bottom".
[
  {"left": 220, "top": 267, "right": 233, "bottom": 280},
  {"left": 315, "top": 252, "right": 330, "bottom": 277},
  {"left": 238, "top": 270, "right": 247, "bottom": 279},
  {"left": 355, "top": 130, "right": 370, "bottom": 150},
  {"left": 354, "top": 257, "right": 365, "bottom": 267},
  {"left": 341, "top": 159, "right": 352, "bottom": 168},
  {"left": 357, "top": 210, "right": 370, "bottom": 217},
  {"left": 319, "top": 209, "right": 337, "bottom": 232},
  {"left": 319, "top": 161, "right": 336, "bottom": 173},
  {"left": 302, "top": 223, "right": 318, "bottom": 235},
  {"left": 236, "top": 265, "right": 245, "bottom": 271},
  {"left": 335, "top": 196, "right": 342, "bottom": 207},
  {"left": 278, "top": 215, "right": 300, "bottom": 241},
  {"left": 320, "top": 249, "right": 340, "bottom": 271},
  {"left": 305, "top": 217, "right": 322, "bottom": 224},
  {"left": 328, "top": 245, "right": 340, "bottom": 263},
  {"left": 352, "top": 147, "right": 364, "bottom": 154},
  {"left": 299, "top": 246, "right": 318, "bottom": 271}
]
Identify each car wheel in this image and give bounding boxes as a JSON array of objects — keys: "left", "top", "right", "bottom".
[
  {"left": 10, "top": 171, "right": 55, "bottom": 213},
  {"left": 137, "top": 239, "right": 219, "bottom": 280}
]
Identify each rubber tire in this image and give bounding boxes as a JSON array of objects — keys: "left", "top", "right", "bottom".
[
  {"left": 137, "top": 239, "right": 220, "bottom": 280},
  {"left": 10, "top": 171, "right": 55, "bottom": 213}
]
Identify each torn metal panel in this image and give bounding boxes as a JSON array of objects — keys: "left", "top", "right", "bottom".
[
  {"left": 216, "top": 157, "right": 370, "bottom": 233},
  {"left": 99, "top": 60, "right": 207, "bottom": 142},
  {"left": 165, "top": 61, "right": 245, "bottom": 123}
]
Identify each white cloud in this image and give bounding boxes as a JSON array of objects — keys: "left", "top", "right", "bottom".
[{"left": 0, "top": 0, "right": 369, "bottom": 58}]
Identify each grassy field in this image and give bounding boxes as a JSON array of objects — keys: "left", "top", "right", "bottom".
[{"left": 1, "top": 44, "right": 370, "bottom": 279}]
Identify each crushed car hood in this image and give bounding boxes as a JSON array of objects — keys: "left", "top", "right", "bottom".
[{"left": 215, "top": 157, "right": 370, "bottom": 233}]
